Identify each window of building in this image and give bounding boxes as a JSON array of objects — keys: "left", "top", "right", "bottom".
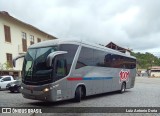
[
  {"left": 22, "top": 32, "right": 27, "bottom": 52},
  {"left": 4, "top": 25, "right": 11, "bottom": 42},
  {"left": 30, "top": 35, "right": 34, "bottom": 45},
  {"left": 6, "top": 53, "right": 13, "bottom": 67},
  {"left": 22, "top": 32, "right": 27, "bottom": 39},
  {"left": 37, "top": 38, "right": 41, "bottom": 43}
]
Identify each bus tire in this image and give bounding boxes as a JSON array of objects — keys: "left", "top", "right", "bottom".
[
  {"left": 74, "top": 86, "right": 82, "bottom": 102},
  {"left": 10, "top": 89, "right": 14, "bottom": 93},
  {"left": 81, "top": 85, "right": 86, "bottom": 98},
  {"left": 120, "top": 82, "right": 126, "bottom": 93}
]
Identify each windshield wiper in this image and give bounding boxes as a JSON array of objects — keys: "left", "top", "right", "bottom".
[
  {"left": 35, "top": 69, "right": 52, "bottom": 75},
  {"left": 25, "top": 62, "right": 33, "bottom": 77}
]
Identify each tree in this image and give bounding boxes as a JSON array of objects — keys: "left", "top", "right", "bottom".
[
  {"left": 0, "top": 62, "right": 12, "bottom": 70},
  {"left": 131, "top": 52, "right": 160, "bottom": 69}
]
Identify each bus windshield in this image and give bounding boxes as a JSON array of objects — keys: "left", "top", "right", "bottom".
[{"left": 23, "top": 46, "right": 58, "bottom": 84}]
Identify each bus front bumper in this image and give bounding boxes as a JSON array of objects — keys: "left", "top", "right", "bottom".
[{"left": 21, "top": 87, "right": 56, "bottom": 102}]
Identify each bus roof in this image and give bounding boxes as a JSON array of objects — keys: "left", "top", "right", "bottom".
[{"left": 29, "top": 39, "right": 136, "bottom": 59}]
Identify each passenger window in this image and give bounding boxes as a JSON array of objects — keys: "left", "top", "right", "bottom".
[
  {"left": 59, "top": 44, "right": 78, "bottom": 74},
  {"left": 93, "top": 50, "right": 106, "bottom": 67},
  {"left": 104, "top": 53, "right": 112, "bottom": 67},
  {"left": 76, "top": 47, "right": 94, "bottom": 69},
  {"left": 55, "top": 59, "right": 67, "bottom": 77},
  {"left": 75, "top": 46, "right": 136, "bottom": 69}
]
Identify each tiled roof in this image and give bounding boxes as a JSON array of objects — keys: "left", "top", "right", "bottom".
[{"left": 106, "top": 42, "right": 131, "bottom": 52}]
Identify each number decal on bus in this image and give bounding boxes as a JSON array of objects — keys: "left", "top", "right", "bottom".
[{"left": 119, "top": 70, "right": 130, "bottom": 83}]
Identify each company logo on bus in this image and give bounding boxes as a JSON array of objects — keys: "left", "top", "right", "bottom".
[{"left": 119, "top": 70, "right": 130, "bottom": 83}]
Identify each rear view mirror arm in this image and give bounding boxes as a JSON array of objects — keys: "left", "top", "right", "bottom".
[
  {"left": 13, "top": 54, "right": 25, "bottom": 67},
  {"left": 46, "top": 51, "right": 68, "bottom": 67}
]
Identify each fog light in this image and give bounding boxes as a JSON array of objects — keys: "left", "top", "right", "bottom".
[{"left": 43, "top": 88, "right": 49, "bottom": 92}]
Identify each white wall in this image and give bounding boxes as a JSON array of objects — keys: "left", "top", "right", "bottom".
[
  {"left": 0, "top": 17, "right": 53, "bottom": 71},
  {"left": 125, "top": 51, "right": 131, "bottom": 56},
  {"left": 150, "top": 71, "right": 160, "bottom": 77}
]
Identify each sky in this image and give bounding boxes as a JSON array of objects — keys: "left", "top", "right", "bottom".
[{"left": 1, "top": 0, "right": 160, "bottom": 56}]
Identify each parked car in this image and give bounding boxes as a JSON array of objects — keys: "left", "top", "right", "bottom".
[
  {"left": 8, "top": 79, "right": 21, "bottom": 93},
  {"left": 0, "top": 75, "right": 16, "bottom": 90},
  {"left": 6, "top": 82, "right": 11, "bottom": 90}
]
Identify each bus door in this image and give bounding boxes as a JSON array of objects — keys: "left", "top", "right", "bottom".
[{"left": 53, "top": 55, "right": 68, "bottom": 100}]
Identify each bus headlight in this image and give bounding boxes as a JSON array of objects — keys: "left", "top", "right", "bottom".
[{"left": 43, "top": 88, "right": 49, "bottom": 92}]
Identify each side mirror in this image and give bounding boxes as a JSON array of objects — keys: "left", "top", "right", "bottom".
[
  {"left": 13, "top": 54, "right": 25, "bottom": 67},
  {"left": 46, "top": 51, "right": 68, "bottom": 67},
  {"left": 1, "top": 80, "right": 4, "bottom": 82}
]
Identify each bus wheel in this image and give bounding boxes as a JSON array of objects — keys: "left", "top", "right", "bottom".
[
  {"left": 120, "top": 82, "right": 126, "bottom": 93},
  {"left": 74, "top": 86, "right": 82, "bottom": 102},
  {"left": 81, "top": 86, "right": 86, "bottom": 98}
]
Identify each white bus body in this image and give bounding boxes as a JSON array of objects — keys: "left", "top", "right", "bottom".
[{"left": 13, "top": 40, "right": 136, "bottom": 102}]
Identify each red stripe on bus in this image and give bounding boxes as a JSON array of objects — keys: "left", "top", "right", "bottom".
[{"left": 67, "top": 77, "right": 83, "bottom": 81}]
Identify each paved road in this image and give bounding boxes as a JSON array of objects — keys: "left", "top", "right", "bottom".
[{"left": 1, "top": 77, "right": 160, "bottom": 115}]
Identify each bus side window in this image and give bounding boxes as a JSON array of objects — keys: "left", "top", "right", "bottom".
[
  {"left": 104, "top": 54, "right": 112, "bottom": 67},
  {"left": 56, "top": 59, "right": 67, "bottom": 77}
]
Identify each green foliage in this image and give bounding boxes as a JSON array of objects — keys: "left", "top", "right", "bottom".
[
  {"left": 0, "top": 62, "right": 12, "bottom": 70},
  {"left": 3, "top": 62, "right": 12, "bottom": 70},
  {"left": 131, "top": 52, "right": 160, "bottom": 69}
]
